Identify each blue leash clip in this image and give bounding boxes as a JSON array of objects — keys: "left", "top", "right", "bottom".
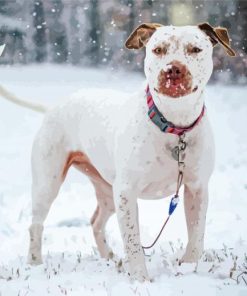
[{"left": 169, "top": 195, "right": 179, "bottom": 215}]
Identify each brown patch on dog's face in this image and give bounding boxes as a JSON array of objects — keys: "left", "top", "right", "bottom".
[{"left": 157, "top": 60, "right": 193, "bottom": 98}]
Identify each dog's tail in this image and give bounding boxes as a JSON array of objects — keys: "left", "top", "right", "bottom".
[
  {"left": 0, "top": 84, "right": 47, "bottom": 113},
  {"left": 0, "top": 45, "right": 46, "bottom": 113}
]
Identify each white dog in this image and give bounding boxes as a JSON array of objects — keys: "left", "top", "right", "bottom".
[{"left": 1, "top": 23, "right": 235, "bottom": 282}]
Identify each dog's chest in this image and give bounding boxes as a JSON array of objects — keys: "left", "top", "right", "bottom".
[
  {"left": 136, "top": 130, "right": 202, "bottom": 200},
  {"left": 136, "top": 137, "right": 184, "bottom": 199}
]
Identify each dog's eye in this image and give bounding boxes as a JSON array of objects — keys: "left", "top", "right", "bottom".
[
  {"left": 153, "top": 47, "right": 163, "bottom": 55},
  {"left": 189, "top": 47, "right": 202, "bottom": 54},
  {"left": 192, "top": 47, "right": 202, "bottom": 53}
]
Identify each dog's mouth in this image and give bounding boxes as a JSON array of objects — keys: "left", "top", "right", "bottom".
[{"left": 156, "top": 62, "right": 195, "bottom": 98}]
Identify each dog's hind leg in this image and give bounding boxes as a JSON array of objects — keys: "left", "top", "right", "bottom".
[
  {"left": 70, "top": 154, "right": 115, "bottom": 259},
  {"left": 91, "top": 182, "right": 115, "bottom": 259},
  {"left": 28, "top": 133, "right": 66, "bottom": 265},
  {"left": 90, "top": 205, "right": 99, "bottom": 225}
]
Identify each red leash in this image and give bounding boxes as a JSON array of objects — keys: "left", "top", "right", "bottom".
[{"left": 142, "top": 216, "right": 171, "bottom": 250}]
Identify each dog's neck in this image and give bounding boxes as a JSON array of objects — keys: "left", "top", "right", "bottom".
[{"left": 148, "top": 85, "right": 205, "bottom": 127}]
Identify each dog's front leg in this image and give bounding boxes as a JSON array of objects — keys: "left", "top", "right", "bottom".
[
  {"left": 113, "top": 182, "right": 149, "bottom": 282},
  {"left": 181, "top": 182, "right": 209, "bottom": 263}
]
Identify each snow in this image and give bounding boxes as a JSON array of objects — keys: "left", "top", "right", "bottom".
[{"left": 0, "top": 65, "right": 246, "bottom": 295}]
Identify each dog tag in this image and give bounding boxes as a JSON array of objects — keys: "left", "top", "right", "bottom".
[{"left": 171, "top": 146, "right": 179, "bottom": 161}]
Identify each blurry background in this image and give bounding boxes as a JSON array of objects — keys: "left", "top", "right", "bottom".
[
  {"left": 0, "top": 1, "right": 247, "bottom": 295},
  {"left": 0, "top": 0, "right": 246, "bottom": 83}
]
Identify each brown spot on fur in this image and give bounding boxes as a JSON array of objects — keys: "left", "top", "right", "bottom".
[
  {"left": 152, "top": 41, "right": 170, "bottom": 56},
  {"left": 62, "top": 151, "right": 111, "bottom": 189},
  {"left": 186, "top": 43, "right": 202, "bottom": 55},
  {"left": 168, "top": 36, "right": 179, "bottom": 52}
]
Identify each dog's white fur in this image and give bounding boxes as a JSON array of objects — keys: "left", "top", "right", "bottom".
[{"left": 25, "top": 24, "right": 229, "bottom": 282}]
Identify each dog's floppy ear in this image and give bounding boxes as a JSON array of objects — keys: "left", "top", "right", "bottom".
[
  {"left": 198, "top": 23, "right": 236, "bottom": 57},
  {"left": 125, "top": 23, "right": 163, "bottom": 50}
]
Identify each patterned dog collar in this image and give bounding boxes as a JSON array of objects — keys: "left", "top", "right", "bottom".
[{"left": 146, "top": 85, "right": 205, "bottom": 136}]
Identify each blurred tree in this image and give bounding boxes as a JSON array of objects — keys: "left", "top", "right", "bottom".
[
  {"left": 0, "top": 0, "right": 26, "bottom": 64},
  {"left": 237, "top": 0, "right": 247, "bottom": 54},
  {"left": 0, "top": 0, "right": 9, "bottom": 15},
  {"left": 45, "top": 0, "right": 68, "bottom": 63},
  {"left": 122, "top": 0, "right": 136, "bottom": 67},
  {"left": 86, "top": 0, "right": 101, "bottom": 65},
  {"left": 126, "top": 0, "right": 135, "bottom": 35},
  {"left": 69, "top": 2, "right": 81, "bottom": 65},
  {"left": 32, "top": 0, "right": 47, "bottom": 63}
]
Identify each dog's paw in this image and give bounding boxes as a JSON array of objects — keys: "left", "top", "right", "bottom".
[
  {"left": 129, "top": 271, "right": 152, "bottom": 283},
  {"left": 27, "top": 253, "right": 43, "bottom": 266},
  {"left": 128, "top": 265, "right": 152, "bottom": 283},
  {"left": 108, "top": 253, "right": 125, "bottom": 273},
  {"left": 180, "top": 247, "right": 202, "bottom": 264}
]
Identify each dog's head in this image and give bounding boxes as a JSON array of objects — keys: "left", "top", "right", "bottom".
[{"left": 125, "top": 23, "right": 235, "bottom": 99}]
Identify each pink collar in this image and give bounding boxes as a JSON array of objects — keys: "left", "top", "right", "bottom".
[{"left": 146, "top": 86, "right": 205, "bottom": 136}]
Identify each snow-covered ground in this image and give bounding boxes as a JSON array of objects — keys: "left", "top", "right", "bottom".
[{"left": 0, "top": 65, "right": 246, "bottom": 296}]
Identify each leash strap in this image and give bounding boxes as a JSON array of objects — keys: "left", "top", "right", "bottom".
[{"left": 142, "top": 133, "right": 186, "bottom": 251}]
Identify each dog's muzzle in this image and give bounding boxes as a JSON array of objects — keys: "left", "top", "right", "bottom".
[{"left": 157, "top": 61, "right": 194, "bottom": 98}]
